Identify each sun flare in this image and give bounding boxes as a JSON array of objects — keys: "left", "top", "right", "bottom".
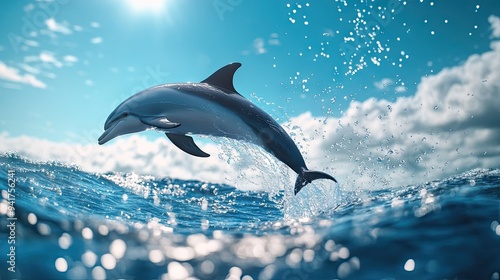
[{"left": 128, "top": 0, "right": 166, "bottom": 13}]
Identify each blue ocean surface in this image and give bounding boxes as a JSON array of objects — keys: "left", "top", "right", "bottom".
[{"left": 1, "top": 153, "right": 499, "bottom": 280}]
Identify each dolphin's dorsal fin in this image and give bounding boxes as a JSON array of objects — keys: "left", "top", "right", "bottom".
[{"left": 201, "top": 62, "right": 241, "bottom": 94}]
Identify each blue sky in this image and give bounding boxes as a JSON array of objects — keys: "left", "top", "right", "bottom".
[{"left": 1, "top": 0, "right": 500, "bottom": 188}]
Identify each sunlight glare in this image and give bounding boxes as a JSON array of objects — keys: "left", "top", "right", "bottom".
[{"left": 128, "top": 0, "right": 166, "bottom": 13}]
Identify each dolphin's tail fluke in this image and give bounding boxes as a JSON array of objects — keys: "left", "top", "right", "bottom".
[{"left": 294, "top": 169, "right": 337, "bottom": 195}]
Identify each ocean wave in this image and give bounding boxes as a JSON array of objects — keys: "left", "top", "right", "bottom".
[{"left": 0, "top": 153, "right": 499, "bottom": 279}]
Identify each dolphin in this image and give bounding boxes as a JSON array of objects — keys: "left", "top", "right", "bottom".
[{"left": 98, "top": 63, "right": 337, "bottom": 194}]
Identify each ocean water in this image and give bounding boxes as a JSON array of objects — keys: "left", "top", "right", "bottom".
[{"left": 0, "top": 153, "right": 499, "bottom": 280}]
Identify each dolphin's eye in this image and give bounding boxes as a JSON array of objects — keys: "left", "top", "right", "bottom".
[{"left": 122, "top": 112, "right": 129, "bottom": 117}]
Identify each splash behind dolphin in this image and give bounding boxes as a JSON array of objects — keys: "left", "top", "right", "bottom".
[{"left": 99, "top": 63, "right": 337, "bottom": 194}]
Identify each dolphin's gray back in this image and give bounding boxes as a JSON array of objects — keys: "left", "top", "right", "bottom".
[{"left": 172, "top": 83, "right": 307, "bottom": 174}]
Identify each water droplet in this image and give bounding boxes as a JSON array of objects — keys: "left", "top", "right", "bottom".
[
  {"left": 27, "top": 213, "right": 37, "bottom": 225},
  {"left": 168, "top": 262, "right": 190, "bottom": 279},
  {"left": 98, "top": 225, "right": 109, "bottom": 236},
  {"left": 201, "top": 199, "right": 208, "bottom": 211},
  {"left": 58, "top": 233, "right": 72, "bottom": 249},
  {"left": 82, "top": 251, "right": 98, "bottom": 267},
  {"left": 338, "top": 247, "right": 350, "bottom": 259},
  {"left": 101, "top": 253, "right": 116, "bottom": 270},
  {"left": 404, "top": 259, "right": 415, "bottom": 271},
  {"left": 110, "top": 239, "right": 127, "bottom": 259},
  {"left": 337, "top": 262, "right": 352, "bottom": 278},
  {"left": 201, "top": 219, "right": 209, "bottom": 230},
  {"left": 82, "top": 227, "right": 93, "bottom": 239},
  {"left": 37, "top": 223, "right": 51, "bottom": 235},
  {"left": 149, "top": 249, "right": 164, "bottom": 264},
  {"left": 55, "top": 257, "right": 68, "bottom": 272},
  {"left": 201, "top": 260, "right": 215, "bottom": 274}
]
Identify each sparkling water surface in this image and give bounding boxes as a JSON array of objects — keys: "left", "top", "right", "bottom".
[{"left": 1, "top": 153, "right": 499, "bottom": 280}]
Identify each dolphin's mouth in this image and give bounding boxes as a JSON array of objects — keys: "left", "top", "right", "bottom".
[{"left": 98, "top": 119, "right": 122, "bottom": 145}]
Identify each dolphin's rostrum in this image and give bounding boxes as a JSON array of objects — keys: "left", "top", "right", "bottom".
[{"left": 99, "top": 63, "right": 337, "bottom": 194}]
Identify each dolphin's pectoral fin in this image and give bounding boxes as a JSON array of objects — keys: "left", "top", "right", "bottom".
[
  {"left": 201, "top": 62, "right": 242, "bottom": 94},
  {"left": 141, "top": 116, "right": 180, "bottom": 130},
  {"left": 165, "top": 133, "right": 210, "bottom": 158}
]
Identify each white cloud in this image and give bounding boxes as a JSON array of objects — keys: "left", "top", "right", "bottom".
[
  {"left": 63, "top": 55, "right": 79, "bottom": 63},
  {"left": 41, "top": 72, "right": 56, "bottom": 79},
  {"left": 374, "top": 78, "right": 393, "bottom": 89},
  {"left": 39, "top": 51, "right": 63, "bottom": 68},
  {"left": 24, "top": 39, "right": 39, "bottom": 47},
  {"left": 253, "top": 38, "right": 266, "bottom": 54},
  {"left": 375, "top": 78, "right": 407, "bottom": 93},
  {"left": 286, "top": 37, "right": 500, "bottom": 188},
  {"left": 19, "top": 63, "right": 40, "bottom": 75},
  {"left": 489, "top": 15, "right": 500, "bottom": 38},
  {"left": 268, "top": 33, "right": 280, "bottom": 46},
  {"left": 24, "top": 52, "right": 77, "bottom": 69},
  {"left": 90, "top": 21, "right": 100, "bottom": 28},
  {"left": 0, "top": 61, "right": 47, "bottom": 89},
  {"left": 45, "top": 18, "right": 72, "bottom": 35},
  {"left": 245, "top": 34, "right": 282, "bottom": 55},
  {"left": 395, "top": 86, "right": 407, "bottom": 93},
  {"left": 85, "top": 79, "right": 94, "bottom": 86},
  {"left": 24, "top": 55, "right": 39, "bottom": 63},
  {"left": 74, "top": 25, "right": 83, "bottom": 32},
  {"left": 90, "top": 37, "right": 103, "bottom": 44}
]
